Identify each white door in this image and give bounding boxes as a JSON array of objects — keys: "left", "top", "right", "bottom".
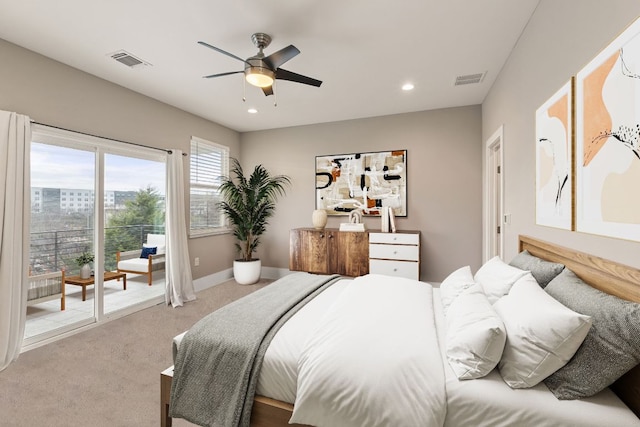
[{"left": 484, "top": 126, "right": 504, "bottom": 261}]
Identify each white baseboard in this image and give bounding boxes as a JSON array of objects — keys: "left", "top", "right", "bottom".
[
  {"left": 260, "top": 267, "right": 294, "bottom": 280},
  {"left": 192, "top": 266, "right": 292, "bottom": 292},
  {"left": 192, "top": 268, "right": 233, "bottom": 292}
]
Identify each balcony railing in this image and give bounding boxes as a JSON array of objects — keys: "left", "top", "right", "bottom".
[{"left": 30, "top": 224, "right": 165, "bottom": 275}]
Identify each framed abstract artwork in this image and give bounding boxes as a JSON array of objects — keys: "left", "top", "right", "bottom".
[
  {"left": 575, "top": 17, "right": 640, "bottom": 242},
  {"left": 315, "top": 150, "right": 407, "bottom": 216},
  {"left": 535, "top": 78, "right": 573, "bottom": 230}
]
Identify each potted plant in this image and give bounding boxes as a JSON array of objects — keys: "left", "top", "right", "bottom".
[
  {"left": 75, "top": 251, "right": 94, "bottom": 279},
  {"left": 219, "top": 158, "right": 290, "bottom": 285}
]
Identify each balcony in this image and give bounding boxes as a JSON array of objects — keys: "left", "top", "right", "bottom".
[
  {"left": 30, "top": 224, "right": 165, "bottom": 276},
  {"left": 26, "top": 224, "right": 166, "bottom": 341}
]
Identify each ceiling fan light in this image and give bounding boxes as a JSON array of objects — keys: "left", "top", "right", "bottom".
[{"left": 245, "top": 67, "right": 275, "bottom": 88}]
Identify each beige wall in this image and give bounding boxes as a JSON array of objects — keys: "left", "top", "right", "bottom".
[
  {"left": 240, "top": 105, "right": 483, "bottom": 282},
  {"left": 483, "top": 0, "right": 640, "bottom": 268},
  {"left": 0, "top": 38, "right": 241, "bottom": 280}
]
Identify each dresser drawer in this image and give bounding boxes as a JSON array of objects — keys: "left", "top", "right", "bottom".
[
  {"left": 369, "top": 259, "right": 419, "bottom": 280},
  {"left": 369, "top": 243, "right": 419, "bottom": 261},
  {"left": 369, "top": 232, "right": 419, "bottom": 245}
]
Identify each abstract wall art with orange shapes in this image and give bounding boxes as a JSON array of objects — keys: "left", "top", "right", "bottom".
[
  {"left": 535, "top": 78, "right": 573, "bottom": 231},
  {"left": 576, "top": 17, "right": 640, "bottom": 241}
]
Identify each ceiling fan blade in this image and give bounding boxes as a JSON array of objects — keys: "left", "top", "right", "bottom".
[
  {"left": 203, "top": 70, "right": 244, "bottom": 79},
  {"left": 261, "top": 86, "right": 274, "bottom": 96},
  {"left": 275, "top": 68, "right": 322, "bottom": 87},
  {"left": 198, "top": 41, "right": 247, "bottom": 64},
  {"left": 263, "top": 45, "right": 300, "bottom": 69}
]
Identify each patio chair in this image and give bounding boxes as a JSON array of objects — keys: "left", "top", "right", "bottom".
[
  {"left": 116, "top": 234, "right": 166, "bottom": 286},
  {"left": 27, "top": 270, "right": 66, "bottom": 311}
]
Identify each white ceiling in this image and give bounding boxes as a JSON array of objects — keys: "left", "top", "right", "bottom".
[{"left": 0, "top": 0, "right": 539, "bottom": 133}]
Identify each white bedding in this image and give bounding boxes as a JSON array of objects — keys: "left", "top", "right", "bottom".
[
  {"left": 173, "top": 280, "right": 354, "bottom": 403},
  {"left": 173, "top": 275, "right": 640, "bottom": 427},
  {"left": 289, "top": 274, "right": 446, "bottom": 427},
  {"left": 256, "top": 278, "right": 353, "bottom": 403}
]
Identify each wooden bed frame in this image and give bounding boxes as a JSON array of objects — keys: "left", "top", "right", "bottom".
[
  {"left": 160, "top": 235, "right": 640, "bottom": 426},
  {"left": 161, "top": 366, "right": 304, "bottom": 427}
]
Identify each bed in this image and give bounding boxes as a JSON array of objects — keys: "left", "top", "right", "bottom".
[{"left": 161, "top": 235, "right": 640, "bottom": 426}]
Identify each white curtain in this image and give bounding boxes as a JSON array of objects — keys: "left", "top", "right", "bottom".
[
  {"left": 165, "top": 149, "right": 196, "bottom": 307},
  {"left": 0, "top": 111, "right": 31, "bottom": 371}
]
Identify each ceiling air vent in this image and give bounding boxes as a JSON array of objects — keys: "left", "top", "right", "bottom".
[
  {"left": 109, "top": 50, "right": 150, "bottom": 68},
  {"left": 454, "top": 72, "right": 486, "bottom": 86}
]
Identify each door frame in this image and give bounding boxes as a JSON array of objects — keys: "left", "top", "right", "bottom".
[
  {"left": 24, "top": 124, "right": 167, "bottom": 350},
  {"left": 483, "top": 125, "right": 504, "bottom": 262}
]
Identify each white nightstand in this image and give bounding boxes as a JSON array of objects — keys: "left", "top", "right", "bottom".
[{"left": 368, "top": 231, "right": 420, "bottom": 280}]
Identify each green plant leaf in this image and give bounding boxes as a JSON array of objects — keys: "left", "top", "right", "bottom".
[{"left": 218, "top": 158, "right": 290, "bottom": 261}]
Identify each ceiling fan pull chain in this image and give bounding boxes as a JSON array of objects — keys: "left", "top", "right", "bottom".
[
  {"left": 242, "top": 78, "right": 246, "bottom": 102},
  {"left": 274, "top": 80, "right": 277, "bottom": 107}
]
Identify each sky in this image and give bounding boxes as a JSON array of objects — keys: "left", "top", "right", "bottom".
[{"left": 31, "top": 142, "right": 166, "bottom": 194}]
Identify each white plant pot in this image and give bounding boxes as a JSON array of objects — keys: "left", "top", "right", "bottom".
[
  {"left": 233, "top": 259, "right": 261, "bottom": 285},
  {"left": 80, "top": 264, "right": 91, "bottom": 279}
]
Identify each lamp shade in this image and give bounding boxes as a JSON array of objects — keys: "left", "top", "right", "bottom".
[{"left": 245, "top": 67, "right": 275, "bottom": 88}]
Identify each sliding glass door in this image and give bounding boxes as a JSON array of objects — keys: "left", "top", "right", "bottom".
[
  {"left": 26, "top": 142, "right": 96, "bottom": 341},
  {"left": 104, "top": 153, "right": 166, "bottom": 315},
  {"left": 24, "top": 125, "right": 167, "bottom": 346}
]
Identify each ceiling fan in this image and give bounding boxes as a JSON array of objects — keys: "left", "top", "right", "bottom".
[{"left": 198, "top": 33, "right": 322, "bottom": 97}]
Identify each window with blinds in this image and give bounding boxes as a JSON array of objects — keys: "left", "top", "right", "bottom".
[{"left": 189, "top": 136, "right": 229, "bottom": 237}]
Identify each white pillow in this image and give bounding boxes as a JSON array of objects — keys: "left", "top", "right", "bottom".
[
  {"left": 439, "top": 266, "right": 475, "bottom": 313},
  {"left": 445, "top": 284, "right": 506, "bottom": 379},
  {"left": 493, "top": 273, "right": 592, "bottom": 388},
  {"left": 474, "top": 256, "right": 528, "bottom": 304}
]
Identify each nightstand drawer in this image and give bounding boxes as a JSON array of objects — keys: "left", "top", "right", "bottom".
[
  {"left": 369, "top": 259, "right": 419, "bottom": 280},
  {"left": 369, "top": 232, "right": 419, "bottom": 245},
  {"left": 369, "top": 243, "right": 419, "bottom": 261}
]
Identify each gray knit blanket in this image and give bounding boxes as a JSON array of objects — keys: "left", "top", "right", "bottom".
[{"left": 169, "top": 272, "right": 341, "bottom": 427}]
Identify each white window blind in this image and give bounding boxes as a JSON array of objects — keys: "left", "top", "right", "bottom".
[{"left": 189, "top": 136, "right": 229, "bottom": 237}]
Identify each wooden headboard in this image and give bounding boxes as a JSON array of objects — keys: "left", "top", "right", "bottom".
[{"left": 519, "top": 235, "right": 640, "bottom": 416}]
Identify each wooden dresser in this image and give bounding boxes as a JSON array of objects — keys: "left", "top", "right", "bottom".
[
  {"left": 289, "top": 228, "right": 369, "bottom": 277},
  {"left": 289, "top": 228, "right": 420, "bottom": 279}
]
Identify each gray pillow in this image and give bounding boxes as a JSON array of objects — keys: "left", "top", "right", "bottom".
[
  {"left": 508, "top": 250, "right": 565, "bottom": 288},
  {"left": 544, "top": 269, "right": 640, "bottom": 399}
]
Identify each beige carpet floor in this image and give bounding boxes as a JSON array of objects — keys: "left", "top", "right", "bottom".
[{"left": 0, "top": 279, "right": 271, "bottom": 427}]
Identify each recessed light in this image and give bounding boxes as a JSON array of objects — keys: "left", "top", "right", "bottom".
[
  {"left": 248, "top": 108, "right": 258, "bottom": 114},
  {"left": 402, "top": 83, "right": 414, "bottom": 91}
]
